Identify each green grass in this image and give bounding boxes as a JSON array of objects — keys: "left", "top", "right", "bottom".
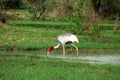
[
  {"left": 7, "top": 20, "right": 74, "bottom": 30},
  {"left": 8, "top": 20, "right": 120, "bottom": 30},
  {"left": 0, "top": 56, "right": 120, "bottom": 80},
  {"left": 8, "top": 20, "right": 74, "bottom": 26},
  {"left": 0, "top": 20, "right": 120, "bottom": 50},
  {"left": 0, "top": 20, "right": 120, "bottom": 80}
]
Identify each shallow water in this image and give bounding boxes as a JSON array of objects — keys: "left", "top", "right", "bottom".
[
  {"left": 0, "top": 49, "right": 120, "bottom": 64},
  {"left": 47, "top": 54, "right": 120, "bottom": 64},
  {"left": 80, "top": 55, "right": 120, "bottom": 64}
]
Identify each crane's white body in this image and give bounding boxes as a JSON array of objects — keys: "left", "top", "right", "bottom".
[
  {"left": 57, "top": 33, "right": 79, "bottom": 45},
  {"left": 47, "top": 33, "right": 79, "bottom": 57}
]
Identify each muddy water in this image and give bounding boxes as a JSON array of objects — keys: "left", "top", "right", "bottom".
[{"left": 0, "top": 49, "right": 120, "bottom": 64}]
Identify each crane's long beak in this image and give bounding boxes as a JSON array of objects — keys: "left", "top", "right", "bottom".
[{"left": 47, "top": 51, "right": 50, "bottom": 57}]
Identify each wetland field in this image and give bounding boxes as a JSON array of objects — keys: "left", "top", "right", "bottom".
[
  {"left": 0, "top": 20, "right": 120, "bottom": 80},
  {"left": 0, "top": 1, "right": 120, "bottom": 79}
]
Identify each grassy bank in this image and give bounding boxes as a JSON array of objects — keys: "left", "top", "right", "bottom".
[
  {"left": 0, "top": 56, "right": 120, "bottom": 80},
  {"left": 0, "top": 20, "right": 120, "bottom": 50}
]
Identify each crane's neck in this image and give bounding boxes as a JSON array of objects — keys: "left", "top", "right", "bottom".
[{"left": 54, "top": 43, "right": 60, "bottom": 49}]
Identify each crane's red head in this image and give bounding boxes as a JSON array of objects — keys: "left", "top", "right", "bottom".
[{"left": 47, "top": 46, "right": 54, "bottom": 53}]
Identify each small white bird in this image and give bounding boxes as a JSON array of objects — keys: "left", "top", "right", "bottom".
[{"left": 47, "top": 33, "right": 79, "bottom": 57}]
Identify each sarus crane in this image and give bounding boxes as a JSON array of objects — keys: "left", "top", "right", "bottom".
[{"left": 47, "top": 33, "right": 79, "bottom": 57}]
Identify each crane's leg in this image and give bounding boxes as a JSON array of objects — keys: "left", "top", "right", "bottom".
[
  {"left": 71, "top": 44, "right": 78, "bottom": 57},
  {"left": 62, "top": 45, "right": 65, "bottom": 57}
]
